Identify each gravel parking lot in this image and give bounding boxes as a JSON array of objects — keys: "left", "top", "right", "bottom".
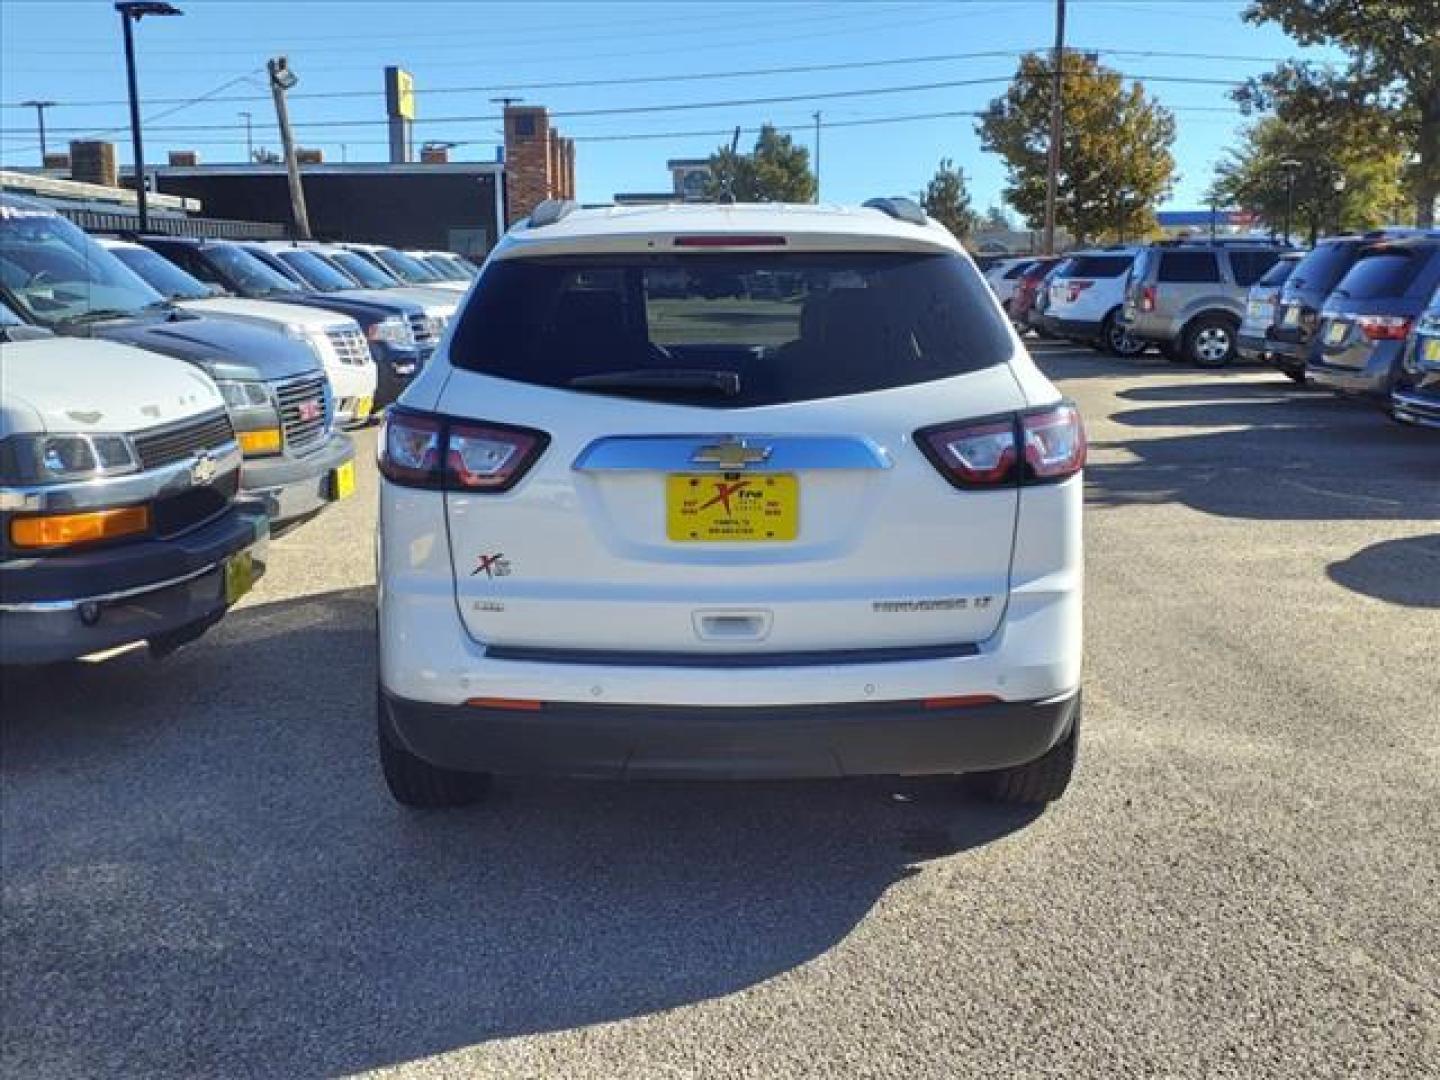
[{"left": 3, "top": 343, "right": 1437, "bottom": 1079}]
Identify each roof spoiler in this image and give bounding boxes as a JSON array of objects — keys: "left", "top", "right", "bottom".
[
  {"left": 863, "top": 197, "right": 928, "bottom": 226},
  {"left": 527, "top": 200, "right": 580, "bottom": 228}
]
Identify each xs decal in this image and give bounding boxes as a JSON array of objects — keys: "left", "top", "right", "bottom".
[{"left": 472, "top": 552, "right": 512, "bottom": 579}]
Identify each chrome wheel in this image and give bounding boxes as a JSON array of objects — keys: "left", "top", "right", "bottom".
[
  {"left": 1107, "top": 319, "right": 1146, "bottom": 357},
  {"left": 1192, "top": 325, "right": 1233, "bottom": 367}
]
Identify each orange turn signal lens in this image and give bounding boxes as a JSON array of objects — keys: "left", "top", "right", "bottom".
[
  {"left": 10, "top": 506, "right": 151, "bottom": 550},
  {"left": 237, "top": 428, "right": 283, "bottom": 456}
]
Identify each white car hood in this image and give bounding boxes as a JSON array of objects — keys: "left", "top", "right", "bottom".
[
  {"left": 0, "top": 337, "right": 223, "bottom": 435},
  {"left": 178, "top": 297, "right": 352, "bottom": 333}
]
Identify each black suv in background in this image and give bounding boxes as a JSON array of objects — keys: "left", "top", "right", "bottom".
[
  {"left": 1308, "top": 237, "right": 1440, "bottom": 401},
  {"left": 138, "top": 236, "right": 430, "bottom": 407},
  {"left": 1266, "top": 229, "right": 1439, "bottom": 383}
]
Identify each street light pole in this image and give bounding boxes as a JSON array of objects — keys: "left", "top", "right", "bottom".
[
  {"left": 1279, "top": 158, "right": 1301, "bottom": 246},
  {"left": 21, "top": 101, "right": 55, "bottom": 162},
  {"left": 813, "top": 111, "right": 822, "bottom": 204},
  {"left": 1042, "top": 0, "right": 1067, "bottom": 255},
  {"left": 115, "top": 2, "right": 182, "bottom": 233},
  {"left": 268, "top": 56, "right": 312, "bottom": 240}
]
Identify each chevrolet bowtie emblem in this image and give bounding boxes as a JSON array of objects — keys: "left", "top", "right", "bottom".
[{"left": 691, "top": 439, "right": 772, "bottom": 469}]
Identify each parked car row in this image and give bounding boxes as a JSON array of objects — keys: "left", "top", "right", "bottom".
[{"left": 0, "top": 191, "right": 477, "bottom": 665}]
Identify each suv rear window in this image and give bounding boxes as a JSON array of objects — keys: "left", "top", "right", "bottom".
[
  {"left": 1066, "top": 255, "right": 1132, "bottom": 278},
  {"left": 1158, "top": 251, "right": 1221, "bottom": 283},
  {"left": 1257, "top": 258, "right": 1297, "bottom": 288},
  {"left": 1287, "top": 241, "right": 1359, "bottom": 293},
  {"left": 1332, "top": 246, "right": 1436, "bottom": 301},
  {"left": 448, "top": 253, "right": 1013, "bottom": 407},
  {"left": 1228, "top": 250, "right": 1282, "bottom": 287}
]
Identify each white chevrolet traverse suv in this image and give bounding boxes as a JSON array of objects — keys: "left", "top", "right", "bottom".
[{"left": 376, "top": 199, "right": 1084, "bottom": 807}]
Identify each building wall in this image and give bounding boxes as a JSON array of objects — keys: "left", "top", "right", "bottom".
[
  {"left": 149, "top": 168, "right": 503, "bottom": 255},
  {"left": 502, "top": 105, "right": 576, "bottom": 225}
]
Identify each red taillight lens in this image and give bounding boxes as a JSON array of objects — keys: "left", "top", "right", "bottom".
[
  {"left": 379, "top": 408, "right": 548, "bottom": 493},
  {"left": 1356, "top": 315, "right": 1413, "bottom": 341},
  {"left": 919, "top": 418, "right": 1019, "bottom": 488},
  {"left": 1020, "top": 403, "right": 1086, "bottom": 481},
  {"left": 918, "top": 403, "right": 1085, "bottom": 490},
  {"left": 1140, "top": 285, "right": 1157, "bottom": 312},
  {"left": 447, "top": 421, "right": 545, "bottom": 491},
  {"left": 1067, "top": 280, "right": 1095, "bottom": 302},
  {"left": 379, "top": 410, "right": 444, "bottom": 488}
]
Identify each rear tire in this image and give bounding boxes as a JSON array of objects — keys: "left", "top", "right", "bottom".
[
  {"left": 1283, "top": 368, "right": 1308, "bottom": 385},
  {"left": 378, "top": 690, "right": 493, "bottom": 808},
  {"left": 971, "top": 705, "right": 1079, "bottom": 805},
  {"left": 1183, "top": 314, "right": 1239, "bottom": 368},
  {"left": 1101, "top": 310, "right": 1147, "bottom": 357}
]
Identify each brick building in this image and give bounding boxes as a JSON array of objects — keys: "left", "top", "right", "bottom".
[{"left": 502, "top": 104, "right": 575, "bottom": 227}]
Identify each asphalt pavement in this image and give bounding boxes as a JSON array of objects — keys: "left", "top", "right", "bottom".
[{"left": 3, "top": 343, "right": 1437, "bottom": 1079}]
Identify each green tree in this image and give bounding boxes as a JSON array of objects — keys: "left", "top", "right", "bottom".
[
  {"left": 920, "top": 158, "right": 977, "bottom": 239},
  {"left": 705, "top": 125, "right": 815, "bottom": 203},
  {"left": 1240, "top": 1, "right": 1440, "bottom": 225},
  {"left": 977, "top": 52, "right": 1176, "bottom": 245},
  {"left": 979, "top": 204, "right": 1015, "bottom": 232},
  {"left": 1213, "top": 116, "right": 1407, "bottom": 243}
]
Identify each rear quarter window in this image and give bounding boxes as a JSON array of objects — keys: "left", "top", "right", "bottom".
[
  {"left": 448, "top": 252, "right": 1014, "bottom": 408},
  {"left": 1158, "top": 251, "right": 1221, "bottom": 283}
]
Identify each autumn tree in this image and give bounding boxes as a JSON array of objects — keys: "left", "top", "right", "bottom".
[
  {"left": 1214, "top": 117, "right": 1406, "bottom": 243},
  {"left": 705, "top": 125, "right": 816, "bottom": 203},
  {"left": 920, "top": 158, "right": 977, "bottom": 239},
  {"left": 977, "top": 52, "right": 1176, "bottom": 244},
  {"left": 1240, "top": 0, "right": 1439, "bottom": 226}
]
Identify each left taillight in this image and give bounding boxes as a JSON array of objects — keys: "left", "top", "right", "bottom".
[
  {"left": 917, "top": 403, "right": 1085, "bottom": 490},
  {"left": 1356, "top": 315, "right": 1413, "bottom": 342},
  {"left": 379, "top": 408, "right": 548, "bottom": 493}
]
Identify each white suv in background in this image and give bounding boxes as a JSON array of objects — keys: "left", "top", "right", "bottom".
[
  {"left": 1041, "top": 248, "right": 1145, "bottom": 356},
  {"left": 376, "top": 199, "right": 1085, "bottom": 808},
  {"left": 983, "top": 257, "right": 1035, "bottom": 311}
]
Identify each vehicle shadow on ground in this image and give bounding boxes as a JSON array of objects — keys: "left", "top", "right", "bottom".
[
  {"left": 1086, "top": 381, "right": 1439, "bottom": 522},
  {"left": 0, "top": 587, "right": 1040, "bottom": 1078},
  {"left": 1326, "top": 534, "right": 1440, "bottom": 608}
]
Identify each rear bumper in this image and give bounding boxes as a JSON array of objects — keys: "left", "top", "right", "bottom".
[
  {"left": 1307, "top": 355, "right": 1397, "bottom": 398},
  {"left": 1044, "top": 315, "right": 1104, "bottom": 340},
  {"left": 382, "top": 687, "right": 1080, "bottom": 779},
  {"left": 0, "top": 505, "right": 268, "bottom": 665},
  {"left": 1264, "top": 337, "right": 1308, "bottom": 372},
  {"left": 1237, "top": 331, "right": 1268, "bottom": 362}
]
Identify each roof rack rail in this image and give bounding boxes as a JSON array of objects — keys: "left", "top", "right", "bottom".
[
  {"left": 863, "top": 197, "right": 928, "bottom": 226},
  {"left": 527, "top": 200, "right": 580, "bottom": 228}
]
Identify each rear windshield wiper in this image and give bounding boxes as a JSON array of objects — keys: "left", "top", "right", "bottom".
[{"left": 567, "top": 368, "right": 742, "bottom": 396}]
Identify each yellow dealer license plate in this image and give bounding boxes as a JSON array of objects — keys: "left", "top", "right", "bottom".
[
  {"left": 1326, "top": 321, "right": 1348, "bottom": 345},
  {"left": 666, "top": 473, "right": 798, "bottom": 542},
  {"left": 223, "top": 551, "right": 254, "bottom": 605},
  {"left": 355, "top": 396, "right": 373, "bottom": 421},
  {"left": 332, "top": 460, "right": 356, "bottom": 500},
  {"left": 1423, "top": 337, "right": 1440, "bottom": 364}
]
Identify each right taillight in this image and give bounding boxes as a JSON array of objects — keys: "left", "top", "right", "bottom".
[
  {"left": 379, "top": 408, "right": 548, "bottom": 492},
  {"left": 1140, "top": 285, "right": 1157, "bottom": 312},
  {"left": 917, "top": 403, "right": 1085, "bottom": 490}
]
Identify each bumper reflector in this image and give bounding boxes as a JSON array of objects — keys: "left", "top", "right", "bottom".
[
  {"left": 922, "top": 694, "right": 1002, "bottom": 709},
  {"left": 10, "top": 505, "right": 151, "bottom": 549},
  {"left": 464, "top": 697, "right": 543, "bottom": 712}
]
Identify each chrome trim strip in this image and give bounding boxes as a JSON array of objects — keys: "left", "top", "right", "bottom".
[
  {"left": 573, "top": 435, "right": 892, "bottom": 472},
  {"left": 0, "top": 440, "right": 242, "bottom": 514}
]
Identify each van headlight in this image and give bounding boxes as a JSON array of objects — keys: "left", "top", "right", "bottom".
[
  {"left": 215, "top": 379, "right": 273, "bottom": 410},
  {"left": 366, "top": 316, "right": 414, "bottom": 347},
  {"left": 0, "top": 432, "right": 139, "bottom": 483}
]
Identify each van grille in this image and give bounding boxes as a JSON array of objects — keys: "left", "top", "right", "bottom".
[
  {"left": 326, "top": 325, "right": 370, "bottom": 366},
  {"left": 275, "top": 374, "right": 329, "bottom": 453},
  {"left": 153, "top": 471, "right": 239, "bottom": 538},
  {"left": 133, "top": 410, "right": 235, "bottom": 471}
]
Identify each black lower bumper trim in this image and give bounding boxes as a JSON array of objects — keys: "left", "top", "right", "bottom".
[
  {"left": 382, "top": 688, "right": 1081, "bottom": 780},
  {"left": 483, "top": 641, "right": 981, "bottom": 668}
]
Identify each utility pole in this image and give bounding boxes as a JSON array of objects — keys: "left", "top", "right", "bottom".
[
  {"left": 238, "top": 110, "right": 253, "bottom": 161},
  {"left": 813, "top": 111, "right": 822, "bottom": 203},
  {"left": 1279, "top": 157, "right": 1301, "bottom": 246},
  {"left": 21, "top": 100, "right": 55, "bottom": 161},
  {"left": 1042, "top": 0, "right": 1066, "bottom": 255},
  {"left": 268, "top": 56, "right": 311, "bottom": 240}
]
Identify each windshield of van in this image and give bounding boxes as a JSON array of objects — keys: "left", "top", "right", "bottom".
[
  {"left": 207, "top": 244, "right": 304, "bottom": 296},
  {"left": 109, "top": 244, "right": 215, "bottom": 301},
  {"left": 277, "top": 249, "right": 359, "bottom": 292},
  {"left": 0, "top": 205, "right": 167, "bottom": 326},
  {"left": 448, "top": 252, "right": 1012, "bottom": 408},
  {"left": 330, "top": 250, "right": 398, "bottom": 288},
  {"left": 373, "top": 248, "right": 443, "bottom": 284}
]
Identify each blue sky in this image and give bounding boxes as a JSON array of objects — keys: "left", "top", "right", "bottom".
[{"left": 0, "top": 0, "right": 1341, "bottom": 216}]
